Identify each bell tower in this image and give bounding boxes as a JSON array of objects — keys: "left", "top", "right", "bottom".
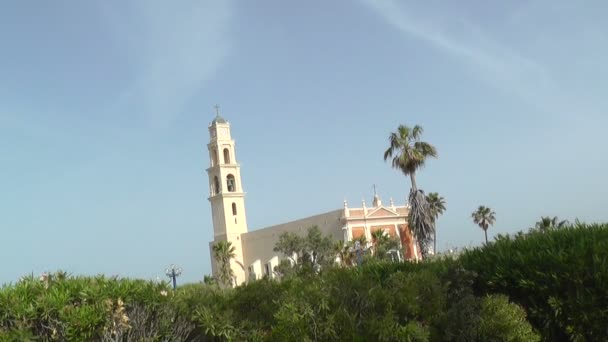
[{"left": 207, "top": 106, "right": 248, "bottom": 286}]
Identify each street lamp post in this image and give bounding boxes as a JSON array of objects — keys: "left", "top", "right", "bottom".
[{"left": 165, "top": 264, "right": 182, "bottom": 290}]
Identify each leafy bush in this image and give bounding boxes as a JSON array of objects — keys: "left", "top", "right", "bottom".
[
  {"left": 0, "top": 261, "right": 539, "bottom": 341},
  {"left": 476, "top": 294, "right": 540, "bottom": 341},
  {"left": 0, "top": 272, "right": 186, "bottom": 341},
  {"left": 438, "top": 294, "right": 540, "bottom": 341},
  {"left": 5, "top": 222, "right": 606, "bottom": 341},
  {"left": 460, "top": 222, "right": 608, "bottom": 341}
]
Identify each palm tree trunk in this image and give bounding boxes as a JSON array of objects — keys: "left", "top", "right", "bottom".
[
  {"left": 484, "top": 229, "right": 488, "bottom": 244},
  {"left": 434, "top": 230, "right": 437, "bottom": 255},
  {"left": 409, "top": 172, "right": 417, "bottom": 191},
  {"left": 407, "top": 173, "right": 423, "bottom": 261}
]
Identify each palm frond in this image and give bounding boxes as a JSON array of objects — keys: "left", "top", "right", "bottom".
[
  {"left": 383, "top": 124, "right": 437, "bottom": 179},
  {"left": 414, "top": 141, "right": 438, "bottom": 158},
  {"left": 411, "top": 125, "right": 423, "bottom": 140},
  {"left": 533, "top": 216, "right": 569, "bottom": 232},
  {"left": 472, "top": 206, "right": 496, "bottom": 230}
]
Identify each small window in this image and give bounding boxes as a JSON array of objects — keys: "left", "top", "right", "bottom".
[
  {"left": 213, "top": 176, "right": 220, "bottom": 194},
  {"left": 211, "top": 148, "right": 218, "bottom": 166},
  {"left": 223, "top": 148, "right": 230, "bottom": 164},
  {"left": 226, "top": 174, "right": 236, "bottom": 192},
  {"left": 232, "top": 202, "right": 237, "bottom": 215},
  {"left": 264, "top": 263, "right": 271, "bottom": 277}
]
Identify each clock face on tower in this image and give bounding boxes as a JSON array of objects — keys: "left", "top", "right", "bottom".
[{"left": 219, "top": 128, "right": 228, "bottom": 137}]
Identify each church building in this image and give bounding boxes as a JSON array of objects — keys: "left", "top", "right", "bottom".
[{"left": 206, "top": 113, "right": 421, "bottom": 286}]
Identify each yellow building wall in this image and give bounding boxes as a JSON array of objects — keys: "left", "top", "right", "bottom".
[{"left": 240, "top": 209, "right": 344, "bottom": 281}]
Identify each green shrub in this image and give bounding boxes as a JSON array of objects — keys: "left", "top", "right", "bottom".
[
  {"left": 461, "top": 222, "right": 608, "bottom": 341},
  {"left": 229, "top": 278, "right": 285, "bottom": 330},
  {"left": 0, "top": 327, "right": 36, "bottom": 342},
  {"left": 0, "top": 272, "right": 187, "bottom": 341},
  {"left": 1, "top": 222, "right": 604, "bottom": 341},
  {"left": 477, "top": 294, "right": 540, "bottom": 341},
  {"left": 438, "top": 294, "right": 539, "bottom": 342}
]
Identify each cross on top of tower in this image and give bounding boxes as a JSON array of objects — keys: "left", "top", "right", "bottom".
[{"left": 212, "top": 104, "right": 227, "bottom": 124}]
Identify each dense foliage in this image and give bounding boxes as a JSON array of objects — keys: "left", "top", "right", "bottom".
[
  {"left": 0, "top": 264, "right": 537, "bottom": 341},
  {"left": 461, "top": 222, "right": 608, "bottom": 341},
  {"left": 2, "top": 223, "right": 606, "bottom": 341},
  {"left": 0, "top": 272, "right": 189, "bottom": 341}
]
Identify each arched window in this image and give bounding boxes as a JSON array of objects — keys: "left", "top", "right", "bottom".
[
  {"left": 213, "top": 176, "right": 220, "bottom": 195},
  {"left": 226, "top": 174, "right": 236, "bottom": 192},
  {"left": 211, "top": 148, "right": 218, "bottom": 166},
  {"left": 223, "top": 148, "right": 230, "bottom": 164},
  {"left": 232, "top": 202, "right": 237, "bottom": 215}
]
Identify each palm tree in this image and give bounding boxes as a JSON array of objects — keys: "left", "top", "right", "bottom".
[
  {"left": 427, "top": 192, "right": 446, "bottom": 254},
  {"left": 372, "top": 230, "right": 401, "bottom": 260},
  {"left": 353, "top": 235, "right": 367, "bottom": 246},
  {"left": 472, "top": 206, "right": 496, "bottom": 244},
  {"left": 384, "top": 124, "right": 438, "bottom": 259},
  {"left": 212, "top": 241, "right": 236, "bottom": 287},
  {"left": 371, "top": 230, "right": 389, "bottom": 256},
  {"left": 533, "top": 216, "right": 569, "bottom": 232}
]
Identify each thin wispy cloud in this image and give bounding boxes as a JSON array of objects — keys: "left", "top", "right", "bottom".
[
  {"left": 360, "top": 0, "right": 556, "bottom": 110},
  {"left": 99, "top": 0, "right": 233, "bottom": 128}
]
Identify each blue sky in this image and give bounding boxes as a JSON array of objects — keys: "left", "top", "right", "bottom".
[{"left": 1, "top": 0, "right": 607, "bottom": 284}]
